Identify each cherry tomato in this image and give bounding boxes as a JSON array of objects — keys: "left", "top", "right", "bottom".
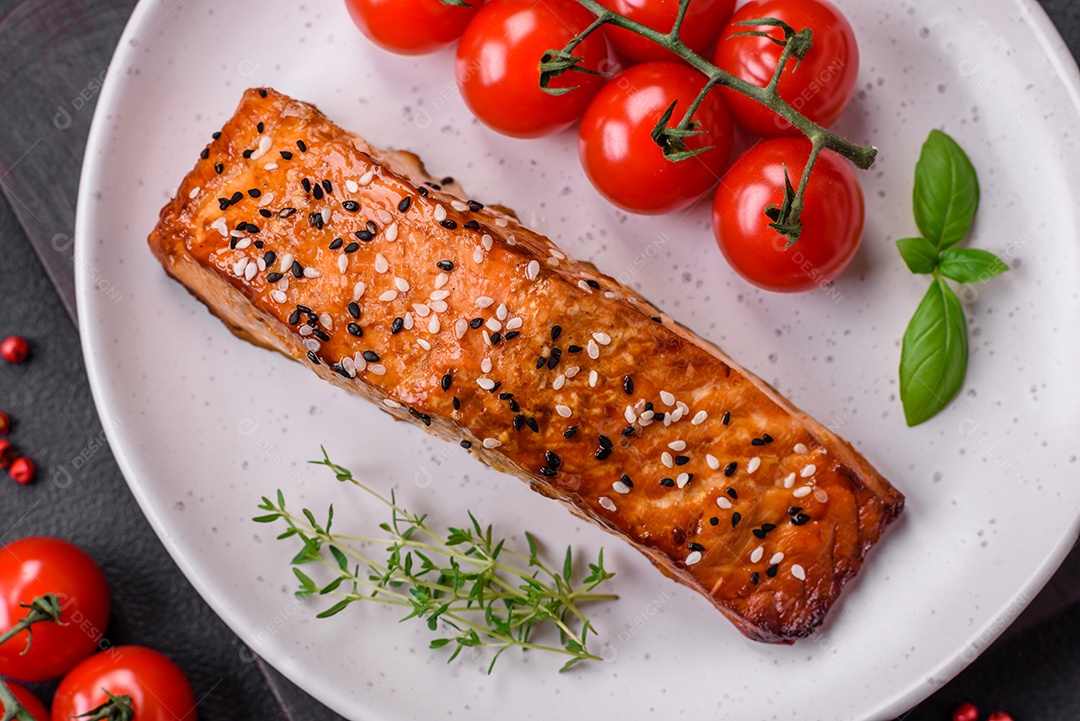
[
  {"left": 5, "top": 681, "right": 49, "bottom": 721},
  {"left": 344, "top": 0, "right": 482, "bottom": 55},
  {"left": 1, "top": 336, "right": 29, "bottom": 364},
  {"left": 952, "top": 703, "right": 979, "bottom": 721},
  {"left": 0, "top": 537, "right": 110, "bottom": 682},
  {"left": 52, "top": 646, "right": 197, "bottom": 721},
  {"left": 456, "top": 0, "right": 611, "bottom": 138},
  {"left": 712, "top": 138, "right": 863, "bottom": 292},
  {"left": 9, "top": 457, "right": 34, "bottom": 485},
  {"left": 598, "top": 0, "right": 735, "bottom": 63},
  {"left": 579, "top": 61, "right": 732, "bottom": 214},
  {"left": 713, "top": 0, "right": 858, "bottom": 137}
]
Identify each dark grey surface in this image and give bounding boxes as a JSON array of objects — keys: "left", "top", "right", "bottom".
[{"left": 0, "top": 1, "right": 1078, "bottom": 719}]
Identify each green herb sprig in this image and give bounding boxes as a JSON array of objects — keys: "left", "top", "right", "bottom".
[
  {"left": 255, "top": 449, "right": 617, "bottom": 673},
  {"left": 897, "top": 130, "right": 1008, "bottom": 426}
]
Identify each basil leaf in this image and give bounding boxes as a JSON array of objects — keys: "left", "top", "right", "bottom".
[
  {"left": 938, "top": 248, "right": 1009, "bottom": 284},
  {"left": 913, "top": 129, "right": 980, "bottom": 249},
  {"left": 896, "top": 237, "right": 939, "bottom": 274},
  {"left": 899, "top": 277, "right": 969, "bottom": 426}
]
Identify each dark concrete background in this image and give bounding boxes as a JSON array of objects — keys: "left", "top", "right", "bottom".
[{"left": 1, "top": 1, "right": 1078, "bottom": 719}]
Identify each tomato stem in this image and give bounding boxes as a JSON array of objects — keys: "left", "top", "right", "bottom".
[
  {"left": 0, "top": 593, "right": 64, "bottom": 654},
  {"left": 74, "top": 692, "right": 135, "bottom": 721},
  {"left": 0, "top": 679, "right": 38, "bottom": 721},
  {"left": 542, "top": 0, "right": 878, "bottom": 245}
]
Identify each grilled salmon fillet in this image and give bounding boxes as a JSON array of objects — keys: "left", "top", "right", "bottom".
[{"left": 149, "top": 88, "right": 904, "bottom": 643}]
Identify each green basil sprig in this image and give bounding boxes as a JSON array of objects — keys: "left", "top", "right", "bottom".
[{"left": 897, "top": 130, "right": 1008, "bottom": 426}]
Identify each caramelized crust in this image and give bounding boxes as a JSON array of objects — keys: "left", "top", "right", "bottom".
[{"left": 149, "top": 89, "right": 904, "bottom": 643}]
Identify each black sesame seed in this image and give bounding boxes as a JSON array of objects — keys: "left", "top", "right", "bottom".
[
  {"left": 468, "top": 200, "right": 484, "bottom": 212},
  {"left": 792, "top": 513, "right": 811, "bottom": 526},
  {"left": 440, "top": 219, "right": 457, "bottom": 230},
  {"left": 365, "top": 220, "right": 378, "bottom": 234},
  {"left": 253, "top": 241, "right": 264, "bottom": 249},
  {"left": 344, "top": 242, "right": 360, "bottom": 253},
  {"left": 247, "top": 224, "right": 261, "bottom": 234},
  {"left": 726, "top": 487, "right": 738, "bottom": 499},
  {"left": 259, "top": 208, "right": 272, "bottom": 218},
  {"left": 509, "top": 399, "right": 520, "bottom": 412},
  {"left": 651, "top": 316, "right": 662, "bottom": 323},
  {"left": 490, "top": 332, "right": 502, "bottom": 344},
  {"left": 355, "top": 229, "right": 374, "bottom": 242},
  {"left": 762, "top": 523, "right": 776, "bottom": 532},
  {"left": 307, "top": 351, "right": 320, "bottom": 365},
  {"left": 660, "top": 478, "right": 675, "bottom": 487},
  {"left": 437, "top": 260, "right": 454, "bottom": 271},
  {"left": 752, "top": 529, "right": 766, "bottom": 539},
  {"left": 419, "top": 414, "right": 431, "bottom": 426},
  {"left": 362, "top": 350, "right": 380, "bottom": 362},
  {"left": 237, "top": 221, "right": 249, "bottom": 232},
  {"left": 312, "top": 184, "right": 324, "bottom": 200},
  {"left": 291, "top": 261, "right": 303, "bottom": 278},
  {"left": 563, "top": 426, "right": 578, "bottom": 439},
  {"left": 296, "top": 305, "right": 312, "bottom": 314},
  {"left": 452, "top": 397, "right": 461, "bottom": 410},
  {"left": 504, "top": 331, "right": 520, "bottom": 341},
  {"left": 441, "top": 373, "right": 452, "bottom": 391},
  {"left": 751, "top": 438, "right": 765, "bottom": 447},
  {"left": 279, "top": 150, "right": 293, "bottom": 160},
  {"left": 200, "top": 147, "right": 210, "bottom": 160},
  {"left": 598, "top": 435, "right": 613, "bottom": 450},
  {"left": 460, "top": 440, "right": 472, "bottom": 449},
  {"left": 463, "top": 220, "right": 480, "bottom": 230},
  {"left": 266, "top": 272, "right": 284, "bottom": 283},
  {"left": 546, "top": 348, "right": 561, "bottom": 370},
  {"left": 342, "top": 200, "right": 360, "bottom": 212},
  {"left": 214, "top": 162, "right": 224, "bottom": 174},
  {"left": 654, "top": 413, "right": 665, "bottom": 421},
  {"left": 545, "top": 450, "right": 562, "bottom": 469},
  {"left": 594, "top": 447, "right": 611, "bottom": 461},
  {"left": 329, "top": 238, "right": 344, "bottom": 250},
  {"left": 788, "top": 507, "right": 803, "bottom": 515},
  {"left": 709, "top": 517, "right": 719, "bottom": 526},
  {"left": 763, "top": 434, "right": 774, "bottom": 443},
  {"left": 391, "top": 317, "right": 404, "bottom": 334},
  {"left": 722, "top": 411, "right": 731, "bottom": 425},
  {"left": 623, "top": 375, "right": 634, "bottom": 394},
  {"left": 441, "top": 176, "right": 454, "bottom": 185},
  {"left": 732, "top": 512, "right": 742, "bottom": 528},
  {"left": 229, "top": 237, "right": 238, "bottom": 249},
  {"left": 257, "top": 121, "right": 264, "bottom": 133},
  {"left": 674, "top": 455, "right": 690, "bottom": 466},
  {"left": 321, "top": 179, "right": 332, "bottom": 194},
  {"left": 258, "top": 88, "right": 268, "bottom": 98},
  {"left": 471, "top": 318, "right": 484, "bottom": 329},
  {"left": 750, "top": 572, "right": 759, "bottom": 585},
  {"left": 513, "top": 414, "right": 525, "bottom": 431},
  {"left": 567, "top": 345, "right": 583, "bottom": 353},
  {"left": 539, "top": 467, "right": 557, "bottom": 477},
  {"left": 724, "top": 462, "right": 737, "bottom": 477},
  {"left": 418, "top": 186, "right": 428, "bottom": 196},
  {"left": 489, "top": 382, "right": 502, "bottom": 393},
  {"left": 279, "top": 207, "right": 297, "bottom": 218},
  {"left": 498, "top": 392, "right": 513, "bottom": 400},
  {"left": 332, "top": 363, "right": 349, "bottom": 378},
  {"left": 551, "top": 325, "right": 562, "bottom": 341},
  {"left": 620, "top": 474, "right": 633, "bottom": 487},
  {"left": 526, "top": 417, "right": 539, "bottom": 433},
  {"left": 212, "top": 131, "right": 222, "bottom": 139},
  {"left": 586, "top": 279, "right": 600, "bottom": 289},
  {"left": 398, "top": 196, "right": 412, "bottom": 212},
  {"left": 297, "top": 140, "right": 307, "bottom": 152},
  {"left": 620, "top": 426, "right": 634, "bottom": 436},
  {"left": 644, "top": 402, "right": 654, "bottom": 411},
  {"left": 248, "top": 188, "right": 261, "bottom": 198},
  {"left": 230, "top": 191, "right": 243, "bottom": 204},
  {"left": 347, "top": 323, "right": 363, "bottom": 337},
  {"left": 308, "top": 213, "right": 323, "bottom": 229},
  {"left": 242, "top": 149, "right": 253, "bottom": 158},
  {"left": 288, "top": 309, "right": 301, "bottom": 325},
  {"left": 766, "top": 564, "right": 778, "bottom": 578},
  {"left": 301, "top": 178, "right": 311, "bottom": 193},
  {"left": 689, "top": 542, "right": 705, "bottom": 552},
  {"left": 535, "top": 356, "right": 546, "bottom": 370}
]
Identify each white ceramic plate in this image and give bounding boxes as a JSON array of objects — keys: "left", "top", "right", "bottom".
[{"left": 76, "top": 1, "right": 1080, "bottom": 719}]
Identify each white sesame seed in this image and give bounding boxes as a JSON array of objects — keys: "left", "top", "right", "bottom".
[
  {"left": 506, "top": 235, "right": 516, "bottom": 246},
  {"left": 685, "top": 551, "right": 702, "bottom": 565},
  {"left": 338, "top": 255, "right": 348, "bottom": 274},
  {"left": 784, "top": 473, "right": 796, "bottom": 489},
  {"left": 716, "top": 496, "right": 732, "bottom": 509},
  {"left": 451, "top": 200, "right": 469, "bottom": 212},
  {"left": 794, "top": 443, "right": 808, "bottom": 454},
  {"left": 565, "top": 366, "right": 580, "bottom": 378},
  {"left": 384, "top": 399, "right": 400, "bottom": 409},
  {"left": 578, "top": 280, "right": 593, "bottom": 293},
  {"left": 359, "top": 170, "right": 374, "bottom": 185},
  {"left": 403, "top": 312, "right": 414, "bottom": 331},
  {"left": 430, "top": 300, "right": 448, "bottom": 313},
  {"left": 770, "top": 552, "right": 785, "bottom": 564},
  {"left": 341, "top": 357, "right": 356, "bottom": 376},
  {"left": 385, "top": 222, "right": 399, "bottom": 241},
  {"left": 747, "top": 457, "right": 761, "bottom": 474},
  {"left": 553, "top": 374, "right": 566, "bottom": 390},
  {"left": 230, "top": 229, "right": 244, "bottom": 239},
  {"left": 417, "top": 339, "right": 431, "bottom": 351},
  {"left": 660, "top": 390, "right": 675, "bottom": 406},
  {"left": 395, "top": 277, "right": 410, "bottom": 293},
  {"left": 345, "top": 179, "right": 359, "bottom": 193},
  {"left": 475, "top": 296, "right": 494, "bottom": 308},
  {"left": 588, "top": 370, "right": 598, "bottom": 387},
  {"left": 212, "top": 218, "right": 228, "bottom": 237},
  {"left": 706, "top": 454, "right": 720, "bottom": 471},
  {"left": 319, "top": 313, "right": 332, "bottom": 329},
  {"left": 481, "top": 234, "right": 493, "bottom": 251},
  {"left": 691, "top": 410, "right": 708, "bottom": 425},
  {"left": 547, "top": 257, "right": 560, "bottom": 267},
  {"left": 477, "top": 377, "right": 495, "bottom": 390},
  {"left": 280, "top": 253, "right": 294, "bottom": 271},
  {"left": 801, "top": 464, "right": 817, "bottom": 478},
  {"left": 304, "top": 267, "right": 321, "bottom": 278},
  {"left": 413, "top": 303, "right": 430, "bottom": 317},
  {"left": 587, "top": 340, "right": 599, "bottom": 359},
  {"left": 641, "top": 409, "right": 656, "bottom": 422},
  {"left": 377, "top": 209, "right": 393, "bottom": 224},
  {"left": 612, "top": 481, "right": 630, "bottom": 495},
  {"left": 433, "top": 274, "right": 449, "bottom": 290},
  {"left": 298, "top": 325, "right": 313, "bottom": 337},
  {"left": 624, "top": 406, "right": 637, "bottom": 424},
  {"left": 434, "top": 205, "right": 447, "bottom": 222},
  {"left": 483, "top": 330, "right": 492, "bottom": 345},
  {"left": 378, "top": 290, "right": 397, "bottom": 302},
  {"left": 257, "top": 258, "right": 267, "bottom": 272},
  {"left": 550, "top": 249, "right": 566, "bottom": 260},
  {"left": 481, "top": 358, "right": 492, "bottom": 373},
  {"left": 251, "top": 135, "right": 272, "bottom": 160},
  {"left": 668, "top": 440, "right": 686, "bottom": 452},
  {"left": 353, "top": 281, "right": 366, "bottom": 300},
  {"left": 303, "top": 338, "right": 320, "bottom": 352},
  {"left": 526, "top": 260, "right": 540, "bottom": 280},
  {"left": 495, "top": 303, "right": 507, "bottom": 321},
  {"left": 592, "top": 332, "right": 611, "bottom": 346},
  {"left": 353, "top": 353, "right": 367, "bottom": 371},
  {"left": 604, "top": 291, "right": 616, "bottom": 299},
  {"left": 428, "top": 316, "right": 440, "bottom": 334},
  {"left": 455, "top": 319, "right": 468, "bottom": 339},
  {"left": 485, "top": 318, "right": 502, "bottom": 332},
  {"left": 676, "top": 473, "right": 690, "bottom": 489},
  {"left": 495, "top": 217, "right": 509, "bottom": 227},
  {"left": 264, "top": 163, "right": 278, "bottom": 171},
  {"left": 233, "top": 257, "right": 249, "bottom": 277},
  {"left": 320, "top": 207, "right": 332, "bottom": 224},
  {"left": 189, "top": 186, "right": 200, "bottom": 199},
  {"left": 483, "top": 438, "right": 501, "bottom": 449},
  {"left": 505, "top": 317, "right": 522, "bottom": 331},
  {"left": 750, "top": 547, "right": 764, "bottom": 563},
  {"left": 369, "top": 364, "right": 387, "bottom": 375},
  {"left": 473, "top": 247, "right": 484, "bottom": 264},
  {"left": 661, "top": 452, "right": 674, "bottom": 468},
  {"left": 599, "top": 497, "right": 617, "bottom": 512},
  {"left": 375, "top": 254, "right": 389, "bottom": 273},
  {"left": 235, "top": 237, "right": 252, "bottom": 250},
  {"left": 814, "top": 488, "right": 829, "bottom": 504},
  {"left": 791, "top": 564, "right": 806, "bottom": 581},
  {"left": 270, "top": 290, "right": 287, "bottom": 303},
  {"left": 555, "top": 405, "right": 572, "bottom": 418},
  {"left": 276, "top": 278, "right": 289, "bottom": 291},
  {"left": 793, "top": 486, "right": 812, "bottom": 498}
]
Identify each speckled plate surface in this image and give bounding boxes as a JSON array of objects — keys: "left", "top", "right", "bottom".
[{"left": 76, "top": 1, "right": 1080, "bottom": 719}]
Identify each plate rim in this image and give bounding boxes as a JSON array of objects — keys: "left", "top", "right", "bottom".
[{"left": 74, "top": 1, "right": 1080, "bottom": 719}]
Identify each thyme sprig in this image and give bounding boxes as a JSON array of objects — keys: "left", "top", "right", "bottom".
[
  {"left": 255, "top": 449, "right": 617, "bottom": 672},
  {"left": 540, "top": 0, "right": 878, "bottom": 245}
]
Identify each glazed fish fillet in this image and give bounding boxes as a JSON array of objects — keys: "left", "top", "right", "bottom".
[{"left": 149, "top": 88, "right": 904, "bottom": 643}]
